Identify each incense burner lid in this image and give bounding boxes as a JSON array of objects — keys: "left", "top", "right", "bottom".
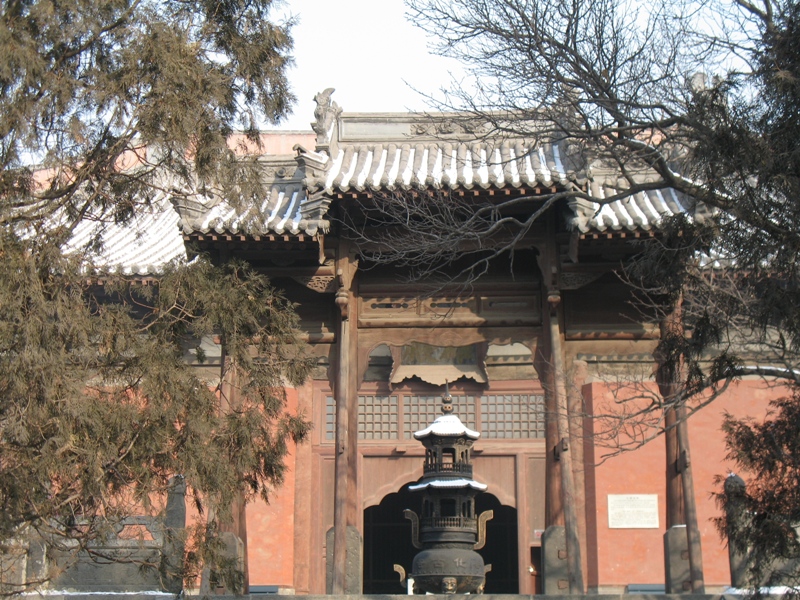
[{"left": 414, "top": 414, "right": 480, "bottom": 440}]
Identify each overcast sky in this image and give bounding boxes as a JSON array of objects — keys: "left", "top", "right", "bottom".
[{"left": 273, "top": 0, "right": 466, "bottom": 130}]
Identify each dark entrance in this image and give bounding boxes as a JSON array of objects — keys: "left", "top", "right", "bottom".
[
  {"left": 476, "top": 493, "right": 519, "bottom": 593},
  {"left": 363, "top": 486, "right": 421, "bottom": 594},
  {"left": 363, "top": 489, "right": 519, "bottom": 594}
]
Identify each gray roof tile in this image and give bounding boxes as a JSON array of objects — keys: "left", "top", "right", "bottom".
[
  {"left": 66, "top": 108, "right": 701, "bottom": 274},
  {"left": 65, "top": 196, "right": 186, "bottom": 276}
]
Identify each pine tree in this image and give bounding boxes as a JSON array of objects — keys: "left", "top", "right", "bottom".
[{"left": 0, "top": 0, "right": 311, "bottom": 591}]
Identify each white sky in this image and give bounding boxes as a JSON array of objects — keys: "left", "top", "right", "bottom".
[{"left": 272, "top": 0, "right": 466, "bottom": 130}]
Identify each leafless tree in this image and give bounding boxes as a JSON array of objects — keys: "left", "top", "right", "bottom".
[{"left": 342, "top": 0, "right": 800, "bottom": 591}]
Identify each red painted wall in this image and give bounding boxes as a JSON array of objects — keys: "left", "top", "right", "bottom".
[
  {"left": 246, "top": 386, "right": 301, "bottom": 589},
  {"left": 585, "top": 378, "right": 787, "bottom": 591}
]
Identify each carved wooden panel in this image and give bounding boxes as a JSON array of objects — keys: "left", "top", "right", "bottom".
[
  {"left": 358, "top": 292, "right": 541, "bottom": 328},
  {"left": 324, "top": 390, "right": 547, "bottom": 443},
  {"left": 419, "top": 296, "right": 479, "bottom": 320}
]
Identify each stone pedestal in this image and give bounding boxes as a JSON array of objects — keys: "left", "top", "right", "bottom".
[
  {"left": 542, "top": 525, "right": 569, "bottom": 594},
  {"left": 325, "top": 526, "right": 362, "bottom": 594},
  {"left": 664, "top": 525, "right": 691, "bottom": 593}
]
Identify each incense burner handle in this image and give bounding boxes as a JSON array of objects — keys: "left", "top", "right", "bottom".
[
  {"left": 404, "top": 509, "right": 423, "bottom": 549},
  {"left": 474, "top": 510, "right": 494, "bottom": 550}
]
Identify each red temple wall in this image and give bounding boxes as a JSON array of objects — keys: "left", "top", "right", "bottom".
[{"left": 586, "top": 378, "right": 787, "bottom": 591}]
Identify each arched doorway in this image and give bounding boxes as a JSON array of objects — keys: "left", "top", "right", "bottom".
[
  {"left": 363, "top": 485, "right": 421, "bottom": 594},
  {"left": 363, "top": 489, "right": 519, "bottom": 594},
  {"left": 476, "top": 493, "right": 519, "bottom": 593}
]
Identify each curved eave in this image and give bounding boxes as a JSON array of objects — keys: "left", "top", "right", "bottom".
[
  {"left": 65, "top": 197, "right": 187, "bottom": 277},
  {"left": 174, "top": 184, "right": 330, "bottom": 238},
  {"left": 414, "top": 415, "right": 481, "bottom": 440},
  {"left": 408, "top": 478, "right": 488, "bottom": 492},
  {"left": 568, "top": 187, "right": 698, "bottom": 234}
]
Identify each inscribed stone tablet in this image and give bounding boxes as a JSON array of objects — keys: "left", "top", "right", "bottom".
[{"left": 607, "top": 494, "right": 659, "bottom": 529}]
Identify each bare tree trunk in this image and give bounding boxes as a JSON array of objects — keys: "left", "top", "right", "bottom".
[
  {"left": 537, "top": 344, "right": 564, "bottom": 527},
  {"left": 664, "top": 407, "right": 684, "bottom": 528},
  {"left": 568, "top": 360, "right": 589, "bottom": 591},
  {"left": 218, "top": 353, "right": 249, "bottom": 593}
]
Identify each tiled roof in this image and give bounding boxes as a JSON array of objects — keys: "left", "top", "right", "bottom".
[
  {"left": 569, "top": 184, "right": 698, "bottom": 234},
  {"left": 170, "top": 107, "right": 700, "bottom": 238},
  {"left": 173, "top": 180, "right": 313, "bottom": 236},
  {"left": 65, "top": 196, "right": 186, "bottom": 275},
  {"left": 305, "top": 140, "right": 579, "bottom": 193},
  {"left": 64, "top": 98, "right": 704, "bottom": 274}
]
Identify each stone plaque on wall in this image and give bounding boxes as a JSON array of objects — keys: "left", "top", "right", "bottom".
[{"left": 607, "top": 494, "right": 659, "bottom": 529}]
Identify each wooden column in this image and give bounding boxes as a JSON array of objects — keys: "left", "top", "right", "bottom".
[
  {"left": 567, "top": 360, "right": 589, "bottom": 591},
  {"left": 515, "top": 453, "right": 533, "bottom": 594},
  {"left": 538, "top": 233, "right": 585, "bottom": 594},
  {"left": 346, "top": 261, "right": 360, "bottom": 532},
  {"left": 656, "top": 296, "right": 705, "bottom": 593},
  {"left": 293, "top": 380, "right": 314, "bottom": 594},
  {"left": 331, "top": 244, "right": 358, "bottom": 595}
]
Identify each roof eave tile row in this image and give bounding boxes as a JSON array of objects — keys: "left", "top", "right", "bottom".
[
  {"left": 303, "top": 141, "right": 583, "bottom": 194},
  {"left": 64, "top": 195, "right": 187, "bottom": 276},
  {"left": 568, "top": 184, "right": 698, "bottom": 233}
]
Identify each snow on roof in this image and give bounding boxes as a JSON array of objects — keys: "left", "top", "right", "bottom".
[
  {"left": 414, "top": 414, "right": 480, "bottom": 440},
  {"left": 54, "top": 106, "right": 703, "bottom": 274},
  {"left": 63, "top": 195, "right": 187, "bottom": 276},
  {"left": 408, "top": 477, "right": 488, "bottom": 492}
]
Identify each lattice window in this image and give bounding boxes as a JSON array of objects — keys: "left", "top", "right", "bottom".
[
  {"left": 325, "top": 396, "right": 335, "bottom": 440},
  {"left": 480, "top": 394, "right": 545, "bottom": 438},
  {"left": 403, "top": 395, "right": 477, "bottom": 438},
  {"left": 358, "top": 395, "right": 399, "bottom": 440}
]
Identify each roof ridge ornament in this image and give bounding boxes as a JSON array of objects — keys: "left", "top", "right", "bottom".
[{"left": 312, "top": 88, "right": 341, "bottom": 154}]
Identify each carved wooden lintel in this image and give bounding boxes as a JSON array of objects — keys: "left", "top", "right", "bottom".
[
  {"left": 293, "top": 275, "right": 337, "bottom": 294},
  {"left": 559, "top": 271, "right": 604, "bottom": 290}
]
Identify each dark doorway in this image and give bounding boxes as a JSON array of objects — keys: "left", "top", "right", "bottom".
[
  {"left": 363, "top": 489, "right": 519, "bottom": 594},
  {"left": 476, "top": 493, "right": 519, "bottom": 593},
  {"left": 363, "top": 486, "right": 421, "bottom": 594}
]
